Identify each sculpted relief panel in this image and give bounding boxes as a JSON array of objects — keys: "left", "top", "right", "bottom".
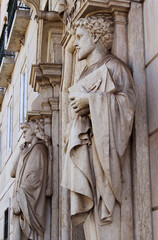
[
  {"left": 62, "top": 14, "right": 136, "bottom": 240},
  {"left": 11, "top": 120, "right": 52, "bottom": 240}
]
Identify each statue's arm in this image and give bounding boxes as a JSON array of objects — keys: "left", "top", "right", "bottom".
[
  {"left": 10, "top": 152, "right": 20, "bottom": 178},
  {"left": 19, "top": 144, "right": 47, "bottom": 194},
  {"left": 106, "top": 59, "right": 136, "bottom": 156}
]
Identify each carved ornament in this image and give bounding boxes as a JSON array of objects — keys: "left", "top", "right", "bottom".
[{"left": 59, "top": 0, "right": 130, "bottom": 26}]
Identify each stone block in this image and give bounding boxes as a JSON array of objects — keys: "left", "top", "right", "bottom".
[
  {"left": 144, "top": 0, "right": 158, "bottom": 64},
  {"left": 146, "top": 57, "right": 158, "bottom": 134},
  {"left": 150, "top": 131, "right": 158, "bottom": 208}
]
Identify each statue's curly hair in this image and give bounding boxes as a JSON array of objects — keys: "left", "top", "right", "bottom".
[
  {"left": 21, "top": 119, "right": 50, "bottom": 144},
  {"left": 75, "top": 14, "right": 114, "bottom": 51}
]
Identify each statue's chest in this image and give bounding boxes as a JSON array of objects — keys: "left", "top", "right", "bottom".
[{"left": 69, "top": 64, "right": 108, "bottom": 94}]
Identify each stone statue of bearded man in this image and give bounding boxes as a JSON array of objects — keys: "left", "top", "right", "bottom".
[
  {"left": 62, "top": 14, "right": 136, "bottom": 240},
  {"left": 11, "top": 120, "right": 51, "bottom": 240}
]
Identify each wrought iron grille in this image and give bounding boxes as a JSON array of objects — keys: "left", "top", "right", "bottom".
[
  {"left": 7, "top": 0, "right": 17, "bottom": 39},
  {"left": 0, "top": 24, "right": 7, "bottom": 66},
  {"left": 0, "top": 24, "right": 15, "bottom": 67}
]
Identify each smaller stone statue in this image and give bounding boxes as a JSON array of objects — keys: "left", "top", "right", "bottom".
[{"left": 11, "top": 120, "right": 52, "bottom": 240}]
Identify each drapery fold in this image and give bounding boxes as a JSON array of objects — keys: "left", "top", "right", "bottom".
[
  {"left": 62, "top": 54, "right": 135, "bottom": 226},
  {"left": 12, "top": 141, "right": 48, "bottom": 239}
]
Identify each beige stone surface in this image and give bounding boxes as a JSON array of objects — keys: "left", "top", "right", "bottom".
[
  {"left": 149, "top": 131, "right": 158, "bottom": 208},
  {"left": 128, "top": 2, "right": 152, "bottom": 240},
  {"left": 144, "top": 0, "right": 158, "bottom": 64},
  {"left": 146, "top": 57, "right": 158, "bottom": 134}
]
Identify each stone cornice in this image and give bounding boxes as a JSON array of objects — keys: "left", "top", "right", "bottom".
[
  {"left": 30, "top": 63, "right": 62, "bottom": 92},
  {"left": 62, "top": 0, "right": 131, "bottom": 25},
  {"left": 61, "top": 0, "right": 131, "bottom": 48},
  {"left": 73, "top": 0, "right": 130, "bottom": 21},
  {"left": 27, "top": 110, "right": 52, "bottom": 121}
]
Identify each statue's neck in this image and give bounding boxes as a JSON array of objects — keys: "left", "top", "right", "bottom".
[
  {"left": 86, "top": 45, "right": 108, "bottom": 67},
  {"left": 30, "top": 136, "right": 39, "bottom": 147}
]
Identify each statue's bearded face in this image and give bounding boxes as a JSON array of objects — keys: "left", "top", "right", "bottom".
[
  {"left": 75, "top": 26, "right": 95, "bottom": 61},
  {"left": 23, "top": 127, "right": 34, "bottom": 143}
]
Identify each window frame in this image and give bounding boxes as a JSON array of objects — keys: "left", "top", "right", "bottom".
[
  {"left": 3, "top": 208, "right": 9, "bottom": 240},
  {"left": 6, "top": 98, "right": 13, "bottom": 154},
  {"left": 19, "top": 65, "right": 27, "bottom": 124}
]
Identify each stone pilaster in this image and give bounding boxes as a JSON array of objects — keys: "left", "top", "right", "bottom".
[{"left": 128, "top": 2, "right": 153, "bottom": 240}]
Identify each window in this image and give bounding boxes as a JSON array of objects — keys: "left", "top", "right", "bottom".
[
  {"left": 20, "top": 67, "right": 27, "bottom": 124},
  {"left": 4, "top": 208, "right": 9, "bottom": 240},
  {"left": 7, "top": 99, "right": 13, "bottom": 153}
]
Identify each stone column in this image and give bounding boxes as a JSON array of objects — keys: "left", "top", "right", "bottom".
[
  {"left": 112, "top": 11, "right": 127, "bottom": 63},
  {"left": 49, "top": 96, "right": 60, "bottom": 240}
]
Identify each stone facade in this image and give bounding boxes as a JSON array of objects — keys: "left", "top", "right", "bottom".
[{"left": 0, "top": 0, "right": 157, "bottom": 239}]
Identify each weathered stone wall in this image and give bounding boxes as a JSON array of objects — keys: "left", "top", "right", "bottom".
[{"left": 144, "top": 0, "right": 158, "bottom": 239}]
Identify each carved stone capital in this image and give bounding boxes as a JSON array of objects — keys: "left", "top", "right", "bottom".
[{"left": 113, "top": 11, "right": 127, "bottom": 25}]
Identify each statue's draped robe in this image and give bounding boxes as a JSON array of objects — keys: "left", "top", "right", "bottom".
[
  {"left": 12, "top": 141, "right": 48, "bottom": 240},
  {"left": 62, "top": 55, "right": 135, "bottom": 239}
]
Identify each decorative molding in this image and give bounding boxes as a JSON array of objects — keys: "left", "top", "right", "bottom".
[
  {"left": 59, "top": 0, "right": 131, "bottom": 27},
  {"left": 30, "top": 63, "right": 62, "bottom": 92},
  {"left": 22, "top": 0, "right": 40, "bottom": 13},
  {"left": 27, "top": 111, "right": 52, "bottom": 121},
  {"left": 35, "top": 11, "right": 61, "bottom": 22}
]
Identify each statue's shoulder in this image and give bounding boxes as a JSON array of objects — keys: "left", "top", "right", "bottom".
[
  {"left": 104, "top": 54, "right": 134, "bottom": 92},
  {"left": 105, "top": 54, "right": 131, "bottom": 75},
  {"left": 32, "top": 141, "right": 48, "bottom": 153}
]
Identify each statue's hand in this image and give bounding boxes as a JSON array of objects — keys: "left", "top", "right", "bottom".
[{"left": 69, "top": 93, "right": 89, "bottom": 116}]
